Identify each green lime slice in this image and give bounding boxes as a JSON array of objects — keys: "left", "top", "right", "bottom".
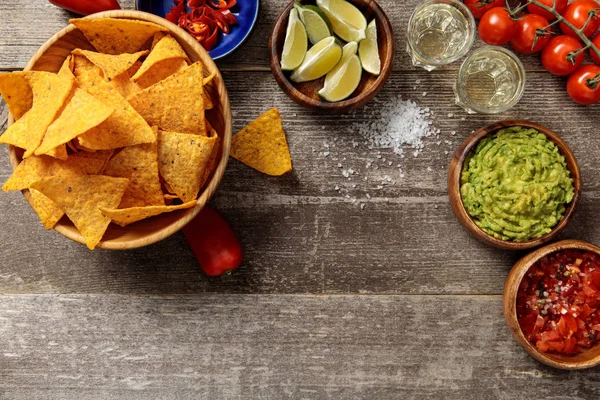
[
  {"left": 340, "top": 41, "right": 358, "bottom": 63},
  {"left": 316, "top": 0, "right": 367, "bottom": 43},
  {"left": 290, "top": 36, "right": 342, "bottom": 83},
  {"left": 280, "top": 8, "right": 308, "bottom": 71},
  {"left": 318, "top": 52, "right": 362, "bottom": 102},
  {"left": 358, "top": 19, "right": 381, "bottom": 76},
  {"left": 293, "top": 3, "right": 332, "bottom": 45}
]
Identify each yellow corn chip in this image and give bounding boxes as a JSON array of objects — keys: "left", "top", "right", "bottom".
[
  {"left": 202, "top": 72, "right": 216, "bottom": 110},
  {"left": 128, "top": 61, "right": 143, "bottom": 77},
  {"left": 100, "top": 201, "right": 196, "bottom": 227},
  {"left": 73, "top": 56, "right": 155, "bottom": 150},
  {"left": 132, "top": 34, "right": 187, "bottom": 77},
  {"left": 70, "top": 18, "right": 167, "bottom": 55},
  {"left": 45, "top": 144, "right": 68, "bottom": 161},
  {"left": 230, "top": 108, "right": 292, "bottom": 176},
  {"left": 157, "top": 130, "right": 217, "bottom": 202},
  {"left": 203, "top": 72, "right": 216, "bottom": 86},
  {"left": 73, "top": 149, "right": 115, "bottom": 173},
  {"left": 35, "top": 88, "right": 114, "bottom": 156},
  {"left": 58, "top": 56, "right": 75, "bottom": 79},
  {"left": 29, "top": 188, "right": 64, "bottom": 230},
  {"left": 128, "top": 62, "right": 205, "bottom": 134},
  {"left": 0, "top": 72, "right": 74, "bottom": 157},
  {"left": 72, "top": 49, "right": 149, "bottom": 81},
  {"left": 134, "top": 58, "right": 188, "bottom": 90},
  {"left": 110, "top": 72, "right": 141, "bottom": 98},
  {"left": 103, "top": 141, "right": 164, "bottom": 208},
  {"left": 200, "top": 129, "right": 220, "bottom": 189},
  {"left": 0, "top": 72, "right": 33, "bottom": 120},
  {"left": 30, "top": 175, "right": 129, "bottom": 250},
  {"left": 2, "top": 154, "right": 105, "bottom": 192}
]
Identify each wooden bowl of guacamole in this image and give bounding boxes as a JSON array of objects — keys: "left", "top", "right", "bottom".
[{"left": 448, "top": 120, "right": 581, "bottom": 251}]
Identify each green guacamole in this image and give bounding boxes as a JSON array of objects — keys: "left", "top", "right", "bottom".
[{"left": 460, "top": 127, "right": 574, "bottom": 242}]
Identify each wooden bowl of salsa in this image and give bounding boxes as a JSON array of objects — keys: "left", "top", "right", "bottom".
[
  {"left": 448, "top": 120, "right": 581, "bottom": 251},
  {"left": 503, "top": 240, "right": 600, "bottom": 370}
]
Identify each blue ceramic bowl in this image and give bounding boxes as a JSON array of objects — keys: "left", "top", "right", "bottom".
[{"left": 136, "top": 0, "right": 260, "bottom": 60}]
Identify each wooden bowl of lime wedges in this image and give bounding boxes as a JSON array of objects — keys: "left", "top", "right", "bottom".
[{"left": 268, "top": 0, "right": 394, "bottom": 113}]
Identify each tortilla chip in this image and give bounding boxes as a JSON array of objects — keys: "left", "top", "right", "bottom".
[
  {"left": 200, "top": 130, "right": 220, "bottom": 189},
  {"left": 45, "top": 144, "right": 68, "bottom": 161},
  {"left": 100, "top": 201, "right": 196, "bottom": 227},
  {"left": 73, "top": 56, "right": 155, "bottom": 150},
  {"left": 230, "top": 108, "right": 292, "bottom": 176},
  {"left": 203, "top": 72, "right": 216, "bottom": 86},
  {"left": 134, "top": 58, "right": 188, "bottom": 90},
  {"left": 128, "top": 62, "right": 205, "bottom": 134},
  {"left": 0, "top": 72, "right": 33, "bottom": 120},
  {"left": 58, "top": 56, "right": 75, "bottom": 79},
  {"left": 70, "top": 18, "right": 167, "bottom": 55},
  {"left": 2, "top": 154, "right": 105, "bottom": 192},
  {"left": 131, "top": 34, "right": 187, "bottom": 81},
  {"left": 35, "top": 88, "right": 114, "bottom": 156},
  {"left": 73, "top": 149, "right": 115, "bottom": 173},
  {"left": 128, "top": 61, "right": 143, "bottom": 77},
  {"left": 202, "top": 72, "right": 216, "bottom": 110},
  {"left": 110, "top": 72, "right": 141, "bottom": 98},
  {"left": 0, "top": 72, "right": 74, "bottom": 157},
  {"left": 30, "top": 175, "right": 129, "bottom": 249},
  {"left": 157, "top": 130, "right": 217, "bottom": 202},
  {"left": 103, "top": 141, "right": 164, "bottom": 208},
  {"left": 72, "top": 49, "right": 149, "bottom": 81},
  {"left": 29, "top": 188, "right": 64, "bottom": 230}
]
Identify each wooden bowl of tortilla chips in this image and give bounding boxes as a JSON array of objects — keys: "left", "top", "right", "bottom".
[{"left": 2, "top": 10, "right": 232, "bottom": 250}]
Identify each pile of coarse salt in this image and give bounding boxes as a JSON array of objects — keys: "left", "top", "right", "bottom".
[{"left": 348, "top": 95, "right": 435, "bottom": 156}]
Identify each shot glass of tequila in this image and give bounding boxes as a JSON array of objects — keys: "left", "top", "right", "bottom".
[
  {"left": 407, "top": 0, "right": 475, "bottom": 71},
  {"left": 454, "top": 46, "right": 526, "bottom": 114}
]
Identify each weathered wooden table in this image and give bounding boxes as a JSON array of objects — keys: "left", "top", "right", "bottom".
[{"left": 1, "top": 0, "right": 600, "bottom": 398}]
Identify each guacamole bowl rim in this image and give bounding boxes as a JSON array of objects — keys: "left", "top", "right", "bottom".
[
  {"left": 503, "top": 239, "right": 600, "bottom": 370},
  {"left": 447, "top": 120, "right": 581, "bottom": 251}
]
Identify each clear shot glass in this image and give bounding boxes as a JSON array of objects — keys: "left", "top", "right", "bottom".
[
  {"left": 406, "top": 0, "right": 476, "bottom": 71},
  {"left": 454, "top": 46, "right": 526, "bottom": 114}
]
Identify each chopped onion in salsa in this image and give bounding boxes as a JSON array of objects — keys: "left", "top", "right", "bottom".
[{"left": 517, "top": 249, "right": 600, "bottom": 355}]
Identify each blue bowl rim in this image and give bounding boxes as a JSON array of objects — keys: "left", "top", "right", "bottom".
[{"left": 134, "top": 0, "right": 260, "bottom": 60}]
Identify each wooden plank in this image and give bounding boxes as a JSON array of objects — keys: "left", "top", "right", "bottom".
[
  {"left": 0, "top": 294, "right": 599, "bottom": 399},
  {"left": 0, "top": 0, "right": 554, "bottom": 72},
  {"left": 0, "top": 70, "right": 598, "bottom": 295}
]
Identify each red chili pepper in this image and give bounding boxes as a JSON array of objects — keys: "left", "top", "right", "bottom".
[
  {"left": 166, "top": 0, "right": 186, "bottom": 24},
  {"left": 182, "top": 206, "right": 243, "bottom": 277},
  {"left": 48, "top": 0, "right": 120, "bottom": 15}
]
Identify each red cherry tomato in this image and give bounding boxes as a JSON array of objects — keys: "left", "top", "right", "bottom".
[
  {"left": 591, "top": 34, "right": 600, "bottom": 64},
  {"left": 542, "top": 35, "right": 585, "bottom": 76},
  {"left": 511, "top": 14, "right": 551, "bottom": 54},
  {"left": 560, "top": 0, "right": 600, "bottom": 38},
  {"left": 182, "top": 206, "right": 244, "bottom": 276},
  {"left": 47, "top": 0, "right": 120, "bottom": 15},
  {"left": 463, "top": 0, "right": 504, "bottom": 19},
  {"left": 567, "top": 64, "right": 600, "bottom": 105},
  {"left": 528, "top": 0, "right": 568, "bottom": 21},
  {"left": 478, "top": 8, "right": 516, "bottom": 46}
]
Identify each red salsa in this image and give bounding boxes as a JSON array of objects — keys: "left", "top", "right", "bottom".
[{"left": 517, "top": 249, "right": 600, "bottom": 355}]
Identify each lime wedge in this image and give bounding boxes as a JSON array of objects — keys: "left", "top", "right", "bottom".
[
  {"left": 316, "top": 0, "right": 367, "bottom": 43},
  {"left": 281, "top": 8, "right": 308, "bottom": 71},
  {"left": 294, "top": 3, "right": 332, "bottom": 45},
  {"left": 359, "top": 19, "right": 381, "bottom": 75},
  {"left": 290, "top": 36, "right": 342, "bottom": 83},
  {"left": 318, "top": 43, "right": 362, "bottom": 102}
]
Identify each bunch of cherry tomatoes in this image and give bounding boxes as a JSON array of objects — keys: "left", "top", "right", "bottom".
[{"left": 464, "top": 0, "right": 600, "bottom": 105}]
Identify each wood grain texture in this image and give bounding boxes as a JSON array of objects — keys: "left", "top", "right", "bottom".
[{"left": 1, "top": 294, "right": 600, "bottom": 399}]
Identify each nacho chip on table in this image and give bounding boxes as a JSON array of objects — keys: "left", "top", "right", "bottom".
[
  {"left": 72, "top": 49, "right": 149, "bottom": 81},
  {"left": 0, "top": 72, "right": 74, "bottom": 158},
  {"left": 30, "top": 175, "right": 129, "bottom": 250},
  {"left": 128, "top": 62, "right": 205, "bottom": 134},
  {"left": 100, "top": 201, "right": 197, "bottom": 227},
  {"left": 70, "top": 18, "right": 167, "bottom": 55},
  {"left": 157, "top": 130, "right": 217, "bottom": 203},
  {"left": 29, "top": 188, "right": 64, "bottom": 230},
  {"left": 35, "top": 88, "right": 114, "bottom": 156},
  {"left": 0, "top": 72, "right": 33, "bottom": 120},
  {"left": 103, "top": 141, "right": 165, "bottom": 208},
  {"left": 131, "top": 33, "right": 187, "bottom": 83},
  {"left": 230, "top": 108, "right": 292, "bottom": 176},
  {"left": 73, "top": 56, "right": 155, "bottom": 150}
]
